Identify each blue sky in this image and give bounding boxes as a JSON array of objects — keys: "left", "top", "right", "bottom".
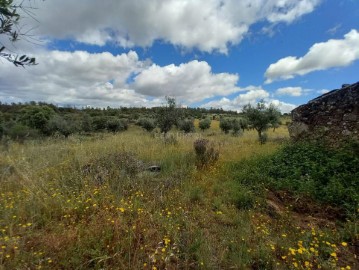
[{"left": 0, "top": 0, "right": 358, "bottom": 112}]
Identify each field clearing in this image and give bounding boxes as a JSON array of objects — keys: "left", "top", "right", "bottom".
[{"left": 0, "top": 123, "right": 357, "bottom": 269}]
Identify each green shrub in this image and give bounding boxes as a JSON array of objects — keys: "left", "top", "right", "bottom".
[
  {"left": 231, "top": 119, "right": 243, "bottom": 136},
  {"left": 267, "top": 141, "right": 359, "bottom": 214},
  {"left": 178, "top": 119, "right": 195, "bottom": 133},
  {"left": 47, "top": 115, "right": 78, "bottom": 138},
  {"left": 198, "top": 118, "right": 211, "bottom": 132},
  {"left": 219, "top": 118, "right": 232, "bottom": 134},
  {"left": 138, "top": 118, "right": 156, "bottom": 132},
  {"left": 5, "top": 122, "right": 38, "bottom": 142},
  {"left": 106, "top": 118, "right": 128, "bottom": 133}
]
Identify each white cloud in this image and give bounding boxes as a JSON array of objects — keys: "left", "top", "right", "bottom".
[
  {"left": 201, "top": 86, "right": 297, "bottom": 113},
  {"left": 202, "top": 87, "right": 269, "bottom": 110},
  {"left": 317, "top": 89, "right": 329, "bottom": 95},
  {"left": 276, "top": 87, "right": 303, "bottom": 96},
  {"left": 29, "top": 0, "right": 320, "bottom": 53},
  {"left": 132, "top": 60, "right": 240, "bottom": 102},
  {"left": 0, "top": 50, "right": 155, "bottom": 107},
  {"left": 0, "top": 50, "right": 241, "bottom": 107},
  {"left": 265, "top": 29, "right": 359, "bottom": 83},
  {"left": 269, "top": 99, "right": 297, "bottom": 113}
]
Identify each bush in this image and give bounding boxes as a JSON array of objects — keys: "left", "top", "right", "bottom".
[
  {"left": 19, "top": 105, "right": 55, "bottom": 134},
  {"left": 81, "top": 114, "right": 93, "bottom": 133},
  {"left": 47, "top": 115, "right": 78, "bottom": 138},
  {"left": 178, "top": 119, "right": 195, "bottom": 133},
  {"left": 193, "top": 139, "right": 219, "bottom": 169},
  {"left": 5, "top": 122, "right": 38, "bottom": 142},
  {"left": 92, "top": 116, "right": 108, "bottom": 131},
  {"left": 198, "top": 118, "right": 211, "bottom": 132},
  {"left": 231, "top": 119, "right": 242, "bottom": 136},
  {"left": 138, "top": 118, "right": 156, "bottom": 132},
  {"left": 106, "top": 118, "right": 128, "bottom": 133},
  {"left": 219, "top": 118, "right": 232, "bottom": 134},
  {"left": 267, "top": 141, "right": 359, "bottom": 214}
]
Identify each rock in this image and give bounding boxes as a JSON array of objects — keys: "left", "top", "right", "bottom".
[
  {"left": 289, "top": 81, "right": 359, "bottom": 143},
  {"left": 147, "top": 165, "right": 161, "bottom": 172}
]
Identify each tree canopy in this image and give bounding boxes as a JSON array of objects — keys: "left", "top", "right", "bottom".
[
  {"left": 242, "top": 100, "right": 281, "bottom": 142},
  {"left": 0, "top": 0, "right": 37, "bottom": 66}
]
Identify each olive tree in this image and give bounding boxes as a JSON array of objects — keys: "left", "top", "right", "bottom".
[
  {"left": 198, "top": 118, "right": 211, "bottom": 132},
  {"left": 156, "top": 97, "right": 181, "bottom": 136},
  {"left": 242, "top": 100, "right": 281, "bottom": 144},
  {"left": 0, "top": 0, "right": 38, "bottom": 66}
]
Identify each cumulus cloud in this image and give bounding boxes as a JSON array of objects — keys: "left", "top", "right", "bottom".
[
  {"left": 201, "top": 86, "right": 268, "bottom": 110},
  {"left": 0, "top": 50, "right": 241, "bottom": 107},
  {"left": 265, "top": 29, "right": 359, "bottom": 83},
  {"left": 132, "top": 60, "right": 239, "bottom": 102},
  {"left": 276, "top": 87, "right": 303, "bottom": 96},
  {"left": 201, "top": 86, "right": 297, "bottom": 113},
  {"left": 28, "top": 0, "right": 320, "bottom": 53},
  {"left": 0, "top": 50, "right": 155, "bottom": 107}
]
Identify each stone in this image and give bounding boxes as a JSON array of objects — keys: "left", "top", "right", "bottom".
[
  {"left": 147, "top": 165, "right": 161, "bottom": 172},
  {"left": 288, "top": 81, "right": 359, "bottom": 143}
]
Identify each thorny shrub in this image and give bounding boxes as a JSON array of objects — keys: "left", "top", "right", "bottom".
[{"left": 193, "top": 139, "right": 219, "bottom": 169}]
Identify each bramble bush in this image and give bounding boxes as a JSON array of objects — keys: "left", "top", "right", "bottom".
[{"left": 266, "top": 141, "right": 359, "bottom": 214}]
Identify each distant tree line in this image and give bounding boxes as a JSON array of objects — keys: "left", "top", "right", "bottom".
[
  {"left": 0, "top": 100, "right": 281, "bottom": 144},
  {"left": 0, "top": 100, "right": 239, "bottom": 141}
]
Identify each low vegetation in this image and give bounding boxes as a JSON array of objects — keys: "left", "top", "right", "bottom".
[{"left": 0, "top": 101, "right": 357, "bottom": 269}]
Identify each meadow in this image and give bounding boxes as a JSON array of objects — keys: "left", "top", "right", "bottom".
[{"left": 0, "top": 121, "right": 357, "bottom": 269}]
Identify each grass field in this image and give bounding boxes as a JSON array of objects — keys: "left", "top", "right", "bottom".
[{"left": 0, "top": 122, "right": 357, "bottom": 269}]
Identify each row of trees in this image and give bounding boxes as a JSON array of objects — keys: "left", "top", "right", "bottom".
[{"left": 0, "top": 98, "right": 281, "bottom": 143}]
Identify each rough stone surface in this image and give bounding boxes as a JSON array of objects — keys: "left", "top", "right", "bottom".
[{"left": 288, "top": 81, "right": 359, "bottom": 142}]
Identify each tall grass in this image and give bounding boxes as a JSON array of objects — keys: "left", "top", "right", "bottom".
[{"left": 0, "top": 123, "right": 356, "bottom": 269}]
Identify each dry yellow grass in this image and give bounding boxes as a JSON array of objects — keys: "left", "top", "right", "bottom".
[{"left": 0, "top": 122, "right": 355, "bottom": 270}]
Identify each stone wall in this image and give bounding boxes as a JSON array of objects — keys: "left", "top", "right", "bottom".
[{"left": 288, "top": 82, "right": 359, "bottom": 142}]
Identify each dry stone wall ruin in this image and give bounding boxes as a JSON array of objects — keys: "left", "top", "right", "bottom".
[{"left": 288, "top": 82, "right": 359, "bottom": 143}]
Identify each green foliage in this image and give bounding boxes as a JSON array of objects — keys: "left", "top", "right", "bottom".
[
  {"left": 156, "top": 97, "right": 181, "bottom": 135},
  {"left": 92, "top": 116, "right": 108, "bottom": 131},
  {"left": 231, "top": 119, "right": 242, "bottom": 136},
  {"left": 47, "top": 115, "right": 79, "bottom": 138},
  {"left": 19, "top": 105, "right": 55, "bottom": 134},
  {"left": 0, "top": 0, "right": 37, "bottom": 66},
  {"left": 242, "top": 101, "right": 280, "bottom": 143},
  {"left": 4, "top": 121, "right": 38, "bottom": 142},
  {"left": 266, "top": 141, "right": 359, "bottom": 213},
  {"left": 219, "top": 118, "right": 232, "bottom": 134},
  {"left": 198, "top": 118, "right": 211, "bottom": 131},
  {"left": 193, "top": 139, "right": 219, "bottom": 169},
  {"left": 80, "top": 113, "right": 93, "bottom": 133},
  {"left": 178, "top": 119, "right": 195, "bottom": 133},
  {"left": 138, "top": 118, "right": 156, "bottom": 132},
  {"left": 106, "top": 117, "right": 127, "bottom": 133}
]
